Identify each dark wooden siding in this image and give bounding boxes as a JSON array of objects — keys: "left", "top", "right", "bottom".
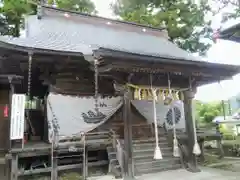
[{"left": 0, "top": 89, "right": 9, "bottom": 151}]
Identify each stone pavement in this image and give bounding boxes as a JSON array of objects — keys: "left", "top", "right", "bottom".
[
  {"left": 0, "top": 165, "right": 6, "bottom": 180},
  {"left": 136, "top": 167, "right": 240, "bottom": 180},
  {"left": 89, "top": 167, "right": 240, "bottom": 180},
  {"left": 0, "top": 166, "right": 239, "bottom": 180}
]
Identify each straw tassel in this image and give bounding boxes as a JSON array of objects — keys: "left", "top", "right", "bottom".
[
  {"left": 172, "top": 106, "right": 180, "bottom": 157},
  {"left": 173, "top": 91, "right": 178, "bottom": 100},
  {"left": 173, "top": 138, "right": 179, "bottom": 157},
  {"left": 138, "top": 89, "right": 142, "bottom": 100},
  {"left": 162, "top": 90, "right": 166, "bottom": 101},
  {"left": 192, "top": 95, "right": 201, "bottom": 155},
  {"left": 158, "top": 90, "right": 163, "bottom": 101},
  {"left": 152, "top": 89, "right": 162, "bottom": 160},
  {"left": 192, "top": 102, "right": 201, "bottom": 155},
  {"left": 134, "top": 88, "right": 138, "bottom": 100},
  {"left": 154, "top": 146, "right": 163, "bottom": 160},
  {"left": 142, "top": 89, "right": 147, "bottom": 100}
]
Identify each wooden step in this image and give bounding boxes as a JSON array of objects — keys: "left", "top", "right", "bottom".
[
  {"left": 135, "top": 156, "right": 180, "bottom": 164},
  {"left": 133, "top": 142, "right": 169, "bottom": 150},
  {"left": 133, "top": 137, "right": 168, "bottom": 144},
  {"left": 133, "top": 150, "right": 173, "bottom": 159},
  {"left": 133, "top": 146, "right": 172, "bottom": 153}
]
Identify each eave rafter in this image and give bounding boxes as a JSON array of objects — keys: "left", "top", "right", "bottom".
[{"left": 99, "top": 58, "right": 237, "bottom": 79}]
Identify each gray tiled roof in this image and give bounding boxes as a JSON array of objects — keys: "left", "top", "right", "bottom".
[
  {"left": 0, "top": 11, "right": 204, "bottom": 62},
  {"left": 0, "top": 33, "right": 94, "bottom": 55}
]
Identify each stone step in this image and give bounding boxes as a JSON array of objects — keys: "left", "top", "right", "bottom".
[
  {"left": 133, "top": 142, "right": 169, "bottom": 150},
  {"left": 135, "top": 158, "right": 181, "bottom": 169},
  {"left": 134, "top": 163, "right": 182, "bottom": 175},
  {"left": 134, "top": 156, "right": 180, "bottom": 164}
]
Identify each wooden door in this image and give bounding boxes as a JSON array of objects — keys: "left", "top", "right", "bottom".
[{"left": 0, "top": 89, "right": 9, "bottom": 151}]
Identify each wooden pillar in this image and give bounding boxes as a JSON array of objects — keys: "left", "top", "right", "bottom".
[
  {"left": 51, "top": 133, "right": 58, "bottom": 180},
  {"left": 82, "top": 134, "right": 87, "bottom": 180},
  {"left": 8, "top": 77, "right": 15, "bottom": 180},
  {"left": 123, "top": 86, "right": 134, "bottom": 179},
  {"left": 216, "top": 122, "right": 224, "bottom": 158},
  {"left": 183, "top": 90, "right": 198, "bottom": 169},
  {"left": 199, "top": 140, "right": 205, "bottom": 162},
  {"left": 8, "top": 77, "right": 15, "bottom": 151},
  {"left": 11, "top": 154, "right": 18, "bottom": 180},
  {"left": 85, "top": 147, "right": 88, "bottom": 178}
]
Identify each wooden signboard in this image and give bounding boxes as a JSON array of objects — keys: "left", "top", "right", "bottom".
[{"left": 10, "top": 94, "right": 26, "bottom": 140}]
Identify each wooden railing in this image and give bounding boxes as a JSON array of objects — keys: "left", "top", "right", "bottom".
[
  {"left": 109, "top": 129, "right": 124, "bottom": 177},
  {"left": 50, "top": 131, "right": 112, "bottom": 180},
  {"left": 109, "top": 129, "right": 118, "bottom": 149}
]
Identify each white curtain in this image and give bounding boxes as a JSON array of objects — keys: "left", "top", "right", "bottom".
[
  {"left": 131, "top": 100, "right": 185, "bottom": 130},
  {"left": 47, "top": 93, "right": 122, "bottom": 142}
]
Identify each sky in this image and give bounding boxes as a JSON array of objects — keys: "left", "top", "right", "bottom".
[{"left": 92, "top": 0, "right": 240, "bottom": 102}]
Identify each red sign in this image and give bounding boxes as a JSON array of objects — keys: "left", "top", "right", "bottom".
[{"left": 4, "top": 104, "right": 8, "bottom": 117}]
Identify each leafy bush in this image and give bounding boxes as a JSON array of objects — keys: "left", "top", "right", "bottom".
[
  {"left": 222, "top": 134, "right": 236, "bottom": 140},
  {"left": 220, "top": 124, "right": 236, "bottom": 140},
  {"left": 223, "top": 144, "right": 240, "bottom": 157}
]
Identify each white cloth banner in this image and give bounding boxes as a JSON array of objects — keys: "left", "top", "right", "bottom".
[
  {"left": 131, "top": 100, "right": 185, "bottom": 130},
  {"left": 47, "top": 93, "right": 122, "bottom": 142},
  {"left": 10, "top": 94, "right": 26, "bottom": 140}
]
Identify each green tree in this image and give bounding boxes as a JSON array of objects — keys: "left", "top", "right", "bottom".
[
  {"left": 0, "top": 0, "right": 31, "bottom": 37},
  {"left": 112, "top": 0, "right": 239, "bottom": 54},
  {"left": 48, "top": 0, "right": 97, "bottom": 14},
  {"left": 218, "top": 0, "right": 240, "bottom": 22},
  {"left": 195, "top": 100, "right": 224, "bottom": 124},
  {"left": 0, "top": 0, "right": 96, "bottom": 37}
]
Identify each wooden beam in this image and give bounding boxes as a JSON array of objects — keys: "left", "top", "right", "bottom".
[
  {"left": 18, "top": 160, "right": 108, "bottom": 176},
  {"left": 103, "top": 58, "right": 236, "bottom": 79},
  {"left": 123, "top": 75, "right": 134, "bottom": 179},
  {"left": 11, "top": 154, "right": 18, "bottom": 180},
  {"left": 183, "top": 90, "right": 199, "bottom": 172}
]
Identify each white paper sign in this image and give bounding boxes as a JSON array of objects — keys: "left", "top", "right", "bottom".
[{"left": 10, "top": 94, "right": 26, "bottom": 140}]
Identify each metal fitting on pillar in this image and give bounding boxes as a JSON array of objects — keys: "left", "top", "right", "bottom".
[{"left": 186, "top": 90, "right": 195, "bottom": 99}]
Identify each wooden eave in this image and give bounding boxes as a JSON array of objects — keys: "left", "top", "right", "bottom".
[
  {"left": 94, "top": 48, "right": 240, "bottom": 85},
  {"left": 220, "top": 23, "right": 240, "bottom": 37},
  {"left": 0, "top": 46, "right": 91, "bottom": 77},
  {"left": 0, "top": 40, "right": 239, "bottom": 89},
  {"left": 0, "top": 40, "right": 85, "bottom": 57}
]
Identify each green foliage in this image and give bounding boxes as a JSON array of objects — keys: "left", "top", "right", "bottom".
[
  {"left": 0, "top": 0, "right": 31, "bottom": 37},
  {"left": 48, "top": 0, "right": 96, "bottom": 14},
  {"left": 195, "top": 100, "right": 223, "bottom": 123},
  {"left": 220, "top": 124, "right": 236, "bottom": 140},
  {"left": 220, "top": 1, "right": 240, "bottom": 23},
  {"left": 112, "top": 0, "right": 239, "bottom": 54},
  {"left": 0, "top": 0, "right": 96, "bottom": 37}
]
